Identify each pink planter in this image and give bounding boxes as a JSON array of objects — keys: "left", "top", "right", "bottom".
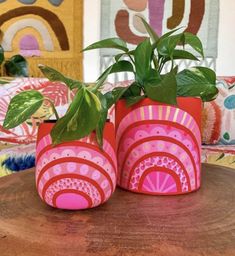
[
  {"left": 115, "top": 98, "right": 202, "bottom": 195},
  {"left": 35, "top": 122, "right": 117, "bottom": 210}
]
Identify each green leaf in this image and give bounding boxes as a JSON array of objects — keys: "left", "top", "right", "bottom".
[
  {"left": 114, "top": 50, "right": 135, "bottom": 62},
  {"left": 104, "top": 86, "right": 130, "bottom": 109},
  {"left": 139, "top": 16, "right": 159, "bottom": 43},
  {"left": 38, "top": 65, "right": 83, "bottom": 90},
  {"left": 3, "top": 90, "right": 44, "bottom": 129},
  {"left": 82, "top": 38, "right": 128, "bottom": 52},
  {"left": 0, "top": 45, "right": 4, "bottom": 65},
  {"left": 160, "top": 27, "right": 183, "bottom": 41},
  {"left": 95, "top": 60, "right": 134, "bottom": 91},
  {"left": 157, "top": 34, "right": 183, "bottom": 57},
  {"left": 122, "top": 82, "right": 142, "bottom": 97},
  {"left": 4, "top": 54, "right": 29, "bottom": 77},
  {"left": 162, "top": 49, "right": 199, "bottom": 65},
  {"left": 95, "top": 92, "right": 108, "bottom": 147},
  {"left": 144, "top": 70, "right": 177, "bottom": 105},
  {"left": 51, "top": 87, "right": 101, "bottom": 145},
  {"left": 134, "top": 38, "right": 153, "bottom": 84},
  {"left": 184, "top": 32, "right": 204, "bottom": 58},
  {"left": 126, "top": 95, "right": 145, "bottom": 107},
  {"left": 176, "top": 67, "right": 218, "bottom": 101}
]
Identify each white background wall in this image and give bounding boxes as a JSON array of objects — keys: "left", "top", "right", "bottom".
[{"left": 83, "top": 0, "right": 235, "bottom": 82}]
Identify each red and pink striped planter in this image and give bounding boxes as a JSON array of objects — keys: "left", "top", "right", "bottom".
[
  {"left": 35, "top": 122, "right": 117, "bottom": 210},
  {"left": 115, "top": 98, "right": 202, "bottom": 195}
]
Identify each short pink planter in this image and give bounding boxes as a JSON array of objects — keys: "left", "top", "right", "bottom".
[
  {"left": 115, "top": 97, "right": 202, "bottom": 195},
  {"left": 35, "top": 122, "right": 117, "bottom": 210}
]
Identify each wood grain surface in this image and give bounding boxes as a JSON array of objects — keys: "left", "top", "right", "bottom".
[{"left": 0, "top": 164, "right": 235, "bottom": 256}]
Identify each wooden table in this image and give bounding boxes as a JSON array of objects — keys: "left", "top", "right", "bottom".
[{"left": 0, "top": 164, "right": 235, "bottom": 256}]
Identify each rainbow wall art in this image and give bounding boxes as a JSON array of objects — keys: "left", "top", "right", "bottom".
[{"left": 0, "top": 0, "right": 83, "bottom": 79}]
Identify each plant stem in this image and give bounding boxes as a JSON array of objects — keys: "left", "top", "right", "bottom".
[
  {"left": 153, "top": 56, "right": 159, "bottom": 69},
  {"left": 44, "top": 98, "right": 59, "bottom": 120},
  {"left": 128, "top": 54, "right": 135, "bottom": 65},
  {"left": 170, "top": 58, "right": 174, "bottom": 71}
]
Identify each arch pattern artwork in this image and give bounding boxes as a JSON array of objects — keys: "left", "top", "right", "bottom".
[
  {"left": 0, "top": 0, "right": 83, "bottom": 79},
  {"left": 115, "top": 100, "right": 202, "bottom": 195},
  {"left": 101, "top": 0, "right": 219, "bottom": 58}
]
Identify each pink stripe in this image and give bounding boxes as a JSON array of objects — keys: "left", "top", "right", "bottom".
[{"left": 148, "top": 0, "right": 165, "bottom": 36}]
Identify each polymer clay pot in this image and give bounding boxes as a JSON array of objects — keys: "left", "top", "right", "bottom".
[
  {"left": 35, "top": 122, "right": 117, "bottom": 210},
  {"left": 115, "top": 97, "right": 201, "bottom": 195}
]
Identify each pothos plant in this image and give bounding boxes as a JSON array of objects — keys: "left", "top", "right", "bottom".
[
  {"left": 3, "top": 18, "right": 218, "bottom": 148},
  {"left": 83, "top": 17, "right": 218, "bottom": 106},
  {"left": 2, "top": 64, "right": 112, "bottom": 147}
]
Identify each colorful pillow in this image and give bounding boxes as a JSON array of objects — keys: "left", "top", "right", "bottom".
[
  {"left": 201, "top": 77, "right": 235, "bottom": 145},
  {"left": 0, "top": 77, "right": 71, "bottom": 145},
  {"left": 0, "top": 78, "right": 72, "bottom": 176},
  {"left": 215, "top": 77, "right": 235, "bottom": 144}
]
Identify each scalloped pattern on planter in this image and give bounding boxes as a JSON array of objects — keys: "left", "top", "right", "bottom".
[
  {"left": 116, "top": 104, "right": 201, "bottom": 195},
  {"left": 36, "top": 127, "right": 116, "bottom": 210}
]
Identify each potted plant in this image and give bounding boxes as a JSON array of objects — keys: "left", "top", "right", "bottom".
[
  {"left": 3, "top": 65, "right": 117, "bottom": 210},
  {"left": 83, "top": 18, "right": 218, "bottom": 195}
]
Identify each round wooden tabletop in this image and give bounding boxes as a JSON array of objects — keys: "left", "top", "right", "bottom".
[{"left": 0, "top": 164, "right": 235, "bottom": 256}]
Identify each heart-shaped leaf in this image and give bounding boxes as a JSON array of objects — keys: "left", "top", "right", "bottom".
[
  {"left": 39, "top": 65, "right": 84, "bottom": 90},
  {"left": 51, "top": 88, "right": 101, "bottom": 145},
  {"left": 183, "top": 32, "right": 204, "bottom": 58},
  {"left": 176, "top": 67, "right": 218, "bottom": 101},
  {"left": 162, "top": 49, "right": 199, "bottom": 64},
  {"left": 4, "top": 54, "right": 29, "bottom": 77},
  {"left": 122, "top": 82, "right": 142, "bottom": 97},
  {"left": 157, "top": 34, "right": 183, "bottom": 57},
  {"left": 134, "top": 38, "right": 152, "bottom": 84},
  {"left": 82, "top": 38, "right": 128, "bottom": 52},
  {"left": 3, "top": 90, "right": 44, "bottom": 129},
  {"left": 145, "top": 69, "right": 177, "bottom": 105},
  {"left": 104, "top": 86, "right": 131, "bottom": 109}
]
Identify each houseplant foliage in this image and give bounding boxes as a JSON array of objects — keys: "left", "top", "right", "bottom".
[
  {"left": 82, "top": 18, "right": 218, "bottom": 196},
  {"left": 2, "top": 65, "right": 114, "bottom": 147},
  {"left": 3, "top": 18, "right": 218, "bottom": 148},
  {"left": 0, "top": 44, "right": 29, "bottom": 78},
  {"left": 2, "top": 65, "right": 117, "bottom": 210},
  {"left": 83, "top": 17, "right": 218, "bottom": 106}
]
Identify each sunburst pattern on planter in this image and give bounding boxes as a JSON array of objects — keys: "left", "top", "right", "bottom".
[
  {"left": 116, "top": 98, "right": 201, "bottom": 195},
  {"left": 36, "top": 122, "right": 117, "bottom": 210}
]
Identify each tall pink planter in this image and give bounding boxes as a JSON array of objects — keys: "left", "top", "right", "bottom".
[
  {"left": 35, "top": 122, "right": 117, "bottom": 210},
  {"left": 115, "top": 98, "right": 202, "bottom": 195}
]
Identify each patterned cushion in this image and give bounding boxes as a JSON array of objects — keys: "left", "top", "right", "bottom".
[
  {"left": 215, "top": 77, "right": 235, "bottom": 144},
  {"left": 201, "top": 77, "right": 235, "bottom": 145},
  {"left": 0, "top": 77, "right": 73, "bottom": 176},
  {"left": 0, "top": 77, "right": 71, "bottom": 145}
]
